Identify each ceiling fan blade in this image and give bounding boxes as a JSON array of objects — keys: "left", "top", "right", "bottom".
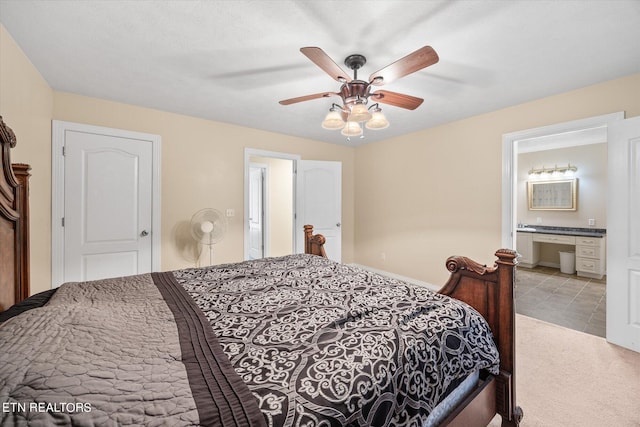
[
  {"left": 369, "top": 46, "right": 439, "bottom": 86},
  {"left": 370, "top": 90, "right": 424, "bottom": 110},
  {"left": 279, "top": 92, "right": 340, "bottom": 105},
  {"left": 300, "top": 47, "right": 352, "bottom": 83}
]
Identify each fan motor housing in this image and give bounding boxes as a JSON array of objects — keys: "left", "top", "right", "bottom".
[
  {"left": 340, "top": 81, "right": 371, "bottom": 106},
  {"left": 341, "top": 54, "right": 371, "bottom": 106}
]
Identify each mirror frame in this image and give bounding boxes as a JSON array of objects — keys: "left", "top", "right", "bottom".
[{"left": 528, "top": 178, "right": 577, "bottom": 211}]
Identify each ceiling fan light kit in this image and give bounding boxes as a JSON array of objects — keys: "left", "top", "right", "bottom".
[{"left": 280, "top": 45, "right": 439, "bottom": 140}]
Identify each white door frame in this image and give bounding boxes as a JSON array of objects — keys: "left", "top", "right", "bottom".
[
  {"left": 51, "top": 121, "right": 162, "bottom": 287},
  {"left": 501, "top": 112, "right": 624, "bottom": 249},
  {"left": 244, "top": 148, "right": 300, "bottom": 260}
]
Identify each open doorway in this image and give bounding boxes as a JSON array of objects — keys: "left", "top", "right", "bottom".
[
  {"left": 515, "top": 138, "right": 607, "bottom": 337},
  {"left": 502, "top": 112, "right": 623, "bottom": 337},
  {"left": 244, "top": 149, "right": 297, "bottom": 260},
  {"left": 243, "top": 148, "right": 343, "bottom": 263}
]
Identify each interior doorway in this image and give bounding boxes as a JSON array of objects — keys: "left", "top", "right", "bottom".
[
  {"left": 243, "top": 149, "right": 343, "bottom": 262},
  {"left": 502, "top": 112, "right": 623, "bottom": 337},
  {"left": 244, "top": 149, "right": 298, "bottom": 260}
]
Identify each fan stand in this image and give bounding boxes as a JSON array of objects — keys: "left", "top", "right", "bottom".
[
  {"left": 204, "top": 232, "right": 215, "bottom": 266},
  {"left": 206, "top": 244, "right": 214, "bottom": 266}
]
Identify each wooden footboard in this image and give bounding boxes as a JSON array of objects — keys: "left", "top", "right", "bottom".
[
  {"left": 439, "top": 250, "right": 523, "bottom": 426},
  {"left": 303, "top": 225, "right": 522, "bottom": 427}
]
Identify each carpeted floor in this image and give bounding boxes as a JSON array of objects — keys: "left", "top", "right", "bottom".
[{"left": 489, "top": 314, "right": 640, "bottom": 427}]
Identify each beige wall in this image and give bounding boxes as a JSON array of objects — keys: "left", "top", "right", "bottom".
[
  {"left": 355, "top": 73, "right": 640, "bottom": 286},
  {"left": 0, "top": 25, "right": 54, "bottom": 292},
  {"left": 517, "top": 143, "right": 607, "bottom": 228},
  {"left": 3, "top": 22, "right": 640, "bottom": 293},
  {"left": 0, "top": 24, "right": 355, "bottom": 294},
  {"left": 50, "top": 93, "right": 355, "bottom": 292}
]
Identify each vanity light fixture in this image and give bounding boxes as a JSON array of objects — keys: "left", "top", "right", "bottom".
[{"left": 528, "top": 164, "right": 577, "bottom": 180}]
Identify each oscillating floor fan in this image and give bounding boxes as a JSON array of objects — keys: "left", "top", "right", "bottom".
[{"left": 190, "top": 208, "right": 227, "bottom": 265}]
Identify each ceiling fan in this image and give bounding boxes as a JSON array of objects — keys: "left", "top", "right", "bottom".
[{"left": 279, "top": 46, "right": 439, "bottom": 137}]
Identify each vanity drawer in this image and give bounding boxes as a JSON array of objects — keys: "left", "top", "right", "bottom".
[
  {"left": 576, "top": 257, "right": 600, "bottom": 273},
  {"left": 533, "top": 234, "right": 576, "bottom": 245},
  {"left": 576, "top": 245, "right": 598, "bottom": 258},
  {"left": 576, "top": 237, "right": 602, "bottom": 246}
]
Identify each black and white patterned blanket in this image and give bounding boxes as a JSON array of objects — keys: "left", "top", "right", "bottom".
[{"left": 174, "top": 254, "right": 500, "bottom": 426}]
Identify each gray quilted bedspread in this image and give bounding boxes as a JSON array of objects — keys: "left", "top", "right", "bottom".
[
  {"left": 0, "top": 273, "right": 200, "bottom": 426},
  {"left": 0, "top": 272, "right": 263, "bottom": 426}
]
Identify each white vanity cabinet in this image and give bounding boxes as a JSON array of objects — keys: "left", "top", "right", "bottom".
[
  {"left": 516, "top": 232, "right": 539, "bottom": 268},
  {"left": 575, "top": 236, "right": 606, "bottom": 279},
  {"left": 516, "top": 231, "right": 606, "bottom": 279}
]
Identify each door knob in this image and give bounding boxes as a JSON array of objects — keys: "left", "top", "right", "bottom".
[{"left": 140, "top": 230, "right": 149, "bottom": 237}]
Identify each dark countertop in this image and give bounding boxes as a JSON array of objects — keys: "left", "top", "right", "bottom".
[{"left": 516, "top": 225, "right": 606, "bottom": 238}]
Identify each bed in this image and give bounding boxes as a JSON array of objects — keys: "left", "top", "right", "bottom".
[{"left": 0, "top": 117, "right": 522, "bottom": 426}]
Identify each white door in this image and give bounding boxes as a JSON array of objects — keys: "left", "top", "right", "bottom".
[
  {"left": 249, "top": 164, "right": 266, "bottom": 259},
  {"left": 296, "top": 160, "right": 342, "bottom": 262},
  {"left": 54, "top": 122, "right": 159, "bottom": 285},
  {"left": 607, "top": 116, "right": 640, "bottom": 352}
]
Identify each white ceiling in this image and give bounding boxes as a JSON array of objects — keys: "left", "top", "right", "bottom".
[{"left": 1, "top": 0, "right": 639, "bottom": 146}]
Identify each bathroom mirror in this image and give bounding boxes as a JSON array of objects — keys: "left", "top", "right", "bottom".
[{"left": 528, "top": 178, "right": 577, "bottom": 211}]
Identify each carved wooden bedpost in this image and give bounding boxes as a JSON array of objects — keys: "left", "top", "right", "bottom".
[
  {"left": 0, "top": 116, "right": 31, "bottom": 312},
  {"left": 303, "top": 225, "right": 327, "bottom": 258},
  {"left": 438, "top": 249, "right": 523, "bottom": 427},
  {"left": 493, "top": 249, "right": 523, "bottom": 427}
]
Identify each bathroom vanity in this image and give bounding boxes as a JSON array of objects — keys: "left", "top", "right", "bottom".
[{"left": 516, "top": 226, "right": 606, "bottom": 279}]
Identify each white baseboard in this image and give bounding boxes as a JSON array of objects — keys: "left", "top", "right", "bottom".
[{"left": 348, "top": 263, "right": 440, "bottom": 292}]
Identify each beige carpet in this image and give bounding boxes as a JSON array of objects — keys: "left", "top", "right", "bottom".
[{"left": 489, "top": 314, "right": 640, "bottom": 427}]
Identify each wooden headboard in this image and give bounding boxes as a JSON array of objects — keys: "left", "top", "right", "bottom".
[{"left": 0, "top": 116, "right": 30, "bottom": 312}]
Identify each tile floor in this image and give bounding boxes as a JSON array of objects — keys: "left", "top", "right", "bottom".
[{"left": 515, "top": 265, "right": 606, "bottom": 337}]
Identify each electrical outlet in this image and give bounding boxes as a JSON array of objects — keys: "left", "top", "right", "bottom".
[
  {"left": 588, "top": 218, "right": 595, "bottom": 227},
  {"left": 225, "top": 208, "right": 235, "bottom": 217},
  {"left": 380, "top": 252, "right": 386, "bottom": 261},
  {"left": 536, "top": 217, "right": 543, "bottom": 224}
]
